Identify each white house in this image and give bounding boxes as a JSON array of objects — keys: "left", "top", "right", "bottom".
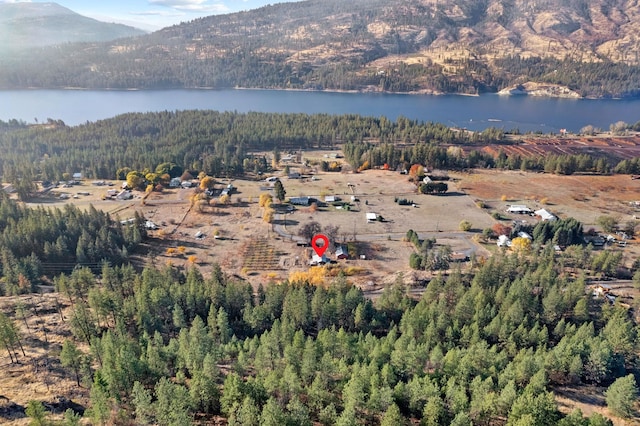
[
  {"left": 507, "top": 205, "right": 532, "bottom": 214},
  {"left": 497, "top": 235, "right": 511, "bottom": 247},
  {"left": 534, "top": 209, "right": 556, "bottom": 221},
  {"left": 310, "top": 253, "right": 329, "bottom": 265},
  {"left": 335, "top": 245, "right": 348, "bottom": 260},
  {"left": 366, "top": 212, "right": 378, "bottom": 223},
  {"left": 116, "top": 190, "right": 133, "bottom": 200}
]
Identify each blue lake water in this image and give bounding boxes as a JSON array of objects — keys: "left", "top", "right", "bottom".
[{"left": 1, "top": 89, "right": 639, "bottom": 133}]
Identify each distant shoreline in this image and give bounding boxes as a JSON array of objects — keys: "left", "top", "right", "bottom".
[{"left": 5, "top": 85, "right": 639, "bottom": 100}]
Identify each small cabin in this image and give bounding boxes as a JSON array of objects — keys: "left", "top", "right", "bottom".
[{"left": 335, "top": 245, "right": 348, "bottom": 260}]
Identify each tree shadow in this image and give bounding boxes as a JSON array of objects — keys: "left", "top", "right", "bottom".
[{"left": 273, "top": 219, "right": 299, "bottom": 226}]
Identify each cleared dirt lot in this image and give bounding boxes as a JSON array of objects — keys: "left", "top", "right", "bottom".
[
  {"left": 455, "top": 169, "right": 640, "bottom": 228},
  {"left": 23, "top": 161, "right": 640, "bottom": 286},
  {"left": 125, "top": 168, "right": 497, "bottom": 287}
]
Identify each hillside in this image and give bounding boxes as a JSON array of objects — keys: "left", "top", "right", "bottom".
[
  {"left": 1, "top": 0, "right": 640, "bottom": 97},
  {"left": 0, "top": 2, "right": 145, "bottom": 54}
]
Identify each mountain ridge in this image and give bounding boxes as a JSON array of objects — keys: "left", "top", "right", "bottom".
[
  {"left": 1, "top": 0, "right": 639, "bottom": 98},
  {"left": 0, "top": 2, "right": 146, "bottom": 53}
]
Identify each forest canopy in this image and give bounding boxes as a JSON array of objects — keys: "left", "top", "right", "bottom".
[
  {"left": 3, "top": 248, "right": 636, "bottom": 425},
  {"left": 0, "top": 112, "right": 637, "bottom": 187}
]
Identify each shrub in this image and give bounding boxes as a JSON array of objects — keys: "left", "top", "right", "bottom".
[
  {"left": 395, "top": 198, "right": 414, "bottom": 206},
  {"left": 459, "top": 220, "right": 472, "bottom": 232},
  {"left": 409, "top": 253, "right": 423, "bottom": 269}
]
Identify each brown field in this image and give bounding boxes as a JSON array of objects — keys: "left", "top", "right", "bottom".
[
  {"left": 477, "top": 134, "right": 640, "bottom": 160},
  {"left": 0, "top": 294, "right": 89, "bottom": 426},
  {"left": 455, "top": 169, "right": 640, "bottom": 226},
  {"left": 127, "top": 167, "right": 497, "bottom": 288}
]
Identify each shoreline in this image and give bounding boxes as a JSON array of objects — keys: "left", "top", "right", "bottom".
[{"left": 2, "top": 85, "right": 639, "bottom": 100}]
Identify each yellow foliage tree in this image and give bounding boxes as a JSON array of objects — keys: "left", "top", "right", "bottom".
[
  {"left": 289, "top": 266, "right": 326, "bottom": 286},
  {"left": 219, "top": 194, "right": 230, "bottom": 205},
  {"left": 259, "top": 193, "right": 273, "bottom": 207},
  {"left": 188, "top": 255, "right": 198, "bottom": 264},
  {"left": 510, "top": 237, "right": 532, "bottom": 252},
  {"left": 357, "top": 160, "right": 370, "bottom": 173},
  {"left": 263, "top": 207, "right": 275, "bottom": 224},
  {"left": 200, "top": 176, "right": 215, "bottom": 190}
]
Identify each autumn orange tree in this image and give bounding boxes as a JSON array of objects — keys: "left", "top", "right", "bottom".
[
  {"left": 408, "top": 164, "right": 425, "bottom": 182},
  {"left": 492, "top": 223, "right": 512, "bottom": 236}
]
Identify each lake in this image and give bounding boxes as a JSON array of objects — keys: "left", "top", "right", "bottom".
[{"left": 1, "top": 89, "right": 639, "bottom": 133}]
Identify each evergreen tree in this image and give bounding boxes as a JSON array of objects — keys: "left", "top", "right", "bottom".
[
  {"left": 274, "top": 180, "right": 286, "bottom": 203},
  {"left": 605, "top": 375, "right": 638, "bottom": 418}
]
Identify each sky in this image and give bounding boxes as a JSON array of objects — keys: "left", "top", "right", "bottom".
[{"left": 1, "top": 0, "right": 298, "bottom": 31}]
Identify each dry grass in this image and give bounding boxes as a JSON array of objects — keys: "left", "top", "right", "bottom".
[{"left": 0, "top": 294, "right": 90, "bottom": 425}]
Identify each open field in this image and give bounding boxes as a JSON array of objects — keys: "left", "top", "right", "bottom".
[
  {"left": 455, "top": 169, "right": 640, "bottom": 228},
  {"left": 22, "top": 154, "right": 640, "bottom": 287},
  {"left": 122, "top": 167, "right": 499, "bottom": 287}
]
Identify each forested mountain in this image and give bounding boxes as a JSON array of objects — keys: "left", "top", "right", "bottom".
[
  {"left": 0, "top": 2, "right": 145, "bottom": 55},
  {"left": 1, "top": 0, "right": 640, "bottom": 97}
]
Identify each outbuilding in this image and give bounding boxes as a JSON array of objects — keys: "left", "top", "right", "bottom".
[
  {"left": 116, "top": 190, "right": 133, "bottom": 200},
  {"left": 310, "top": 253, "right": 329, "bottom": 265},
  {"left": 497, "top": 235, "right": 511, "bottom": 247},
  {"left": 335, "top": 245, "right": 348, "bottom": 260},
  {"left": 507, "top": 205, "right": 532, "bottom": 214},
  {"left": 366, "top": 212, "right": 378, "bottom": 223},
  {"left": 534, "top": 208, "right": 556, "bottom": 221},
  {"left": 290, "top": 196, "right": 311, "bottom": 206}
]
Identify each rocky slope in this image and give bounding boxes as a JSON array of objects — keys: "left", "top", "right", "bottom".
[{"left": 1, "top": 0, "right": 639, "bottom": 97}]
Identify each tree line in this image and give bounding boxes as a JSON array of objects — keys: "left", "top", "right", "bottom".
[
  {"left": 0, "top": 194, "right": 143, "bottom": 295},
  {"left": 1, "top": 112, "right": 638, "bottom": 200},
  {"left": 0, "top": 112, "right": 487, "bottom": 183}
]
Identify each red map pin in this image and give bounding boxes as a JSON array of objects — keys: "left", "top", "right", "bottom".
[{"left": 311, "top": 234, "right": 329, "bottom": 257}]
